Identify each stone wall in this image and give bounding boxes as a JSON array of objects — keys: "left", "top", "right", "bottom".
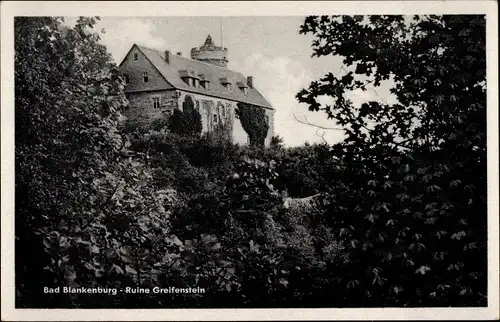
[{"left": 124, "top": 90, "right": 178, "bottom": 124}]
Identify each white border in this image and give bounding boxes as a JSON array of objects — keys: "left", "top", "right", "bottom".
[{"left": 1, "top": 1, "right": 498, "bottom": 320}]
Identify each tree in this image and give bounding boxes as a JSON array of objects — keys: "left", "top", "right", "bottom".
[
  {"left": 14, "top": 16, "right": 183, "bottom": 308},
  {"left": 236, "top": 102, "right": 269, "bottom": 147},
  {"left": 270, "top": 135, "right": 285, "bottom": 150},
  {"left": 297, "top": 15, "right": 485, "bottom": 156},
  {"left": 296, "top": 15, "right": 487, "bottom": 306},
  {"left": 168, "top": 95, "right": 202, "bottom": 137}
]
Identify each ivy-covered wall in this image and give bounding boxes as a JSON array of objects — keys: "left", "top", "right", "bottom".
[{"left": 135, "top": 89, "right": 273, "bottom": 146}]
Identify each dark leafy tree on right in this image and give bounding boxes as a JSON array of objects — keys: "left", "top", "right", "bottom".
[{"left": 296, "top": 15, "right": 487, "bottom": 306}]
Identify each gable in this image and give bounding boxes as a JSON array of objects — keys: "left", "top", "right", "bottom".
[{"left": 119, "top": 45, "right": 174, "bottom": 93}]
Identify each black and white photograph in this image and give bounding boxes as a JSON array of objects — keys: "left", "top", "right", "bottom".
[{"left": 1, "top": 1, "right": 499, "bottom": 320}]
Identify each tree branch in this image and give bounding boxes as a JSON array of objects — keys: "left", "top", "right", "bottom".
[
  {"left": 293, "top": 114, "right": 344, "bottom": 131},
  {"left": 315, "top": 129, "right": 328, "bottom": 144}
]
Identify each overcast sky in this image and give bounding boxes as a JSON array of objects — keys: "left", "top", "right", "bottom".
[{"left": 87, "top": 16, "right": 396, "bottom": 147}]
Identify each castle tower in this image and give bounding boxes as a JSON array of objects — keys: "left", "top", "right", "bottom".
[{"left": 190, "top": 35, "right": 228, "bottom": 68}]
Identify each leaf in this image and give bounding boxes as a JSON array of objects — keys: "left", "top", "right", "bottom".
[
  {"left": 415, "top": 266, "right": 431, "bottom": 275},
  {"left": 95, "top": 269, "right": 104, "bottom": 277},
  {"left": 109, "top": 264, "right": 124, "bottom": 275},
  {"left": 451, "top": 231, "right": 466, "bottom": 240},
  {"left": 166, "top": 235, "right": 183, "bottom": 247},
  {"left": 90, "top": 245, "right": 100, "bottom": 254},
  {"left": 424, "top": 217, "right": 436, "bottom": 225},
  {"left": 279, "top": 278, "right": 289, "bottom": 287},
  {"left": 249, "top": 240, "right": 259, "bottom": 253},
  {"left": 125, "top": 265, "right": 137, "bottom": 275},
  {"left": 64, "top": 267, "right": 77, "bottom": 282},
  {"left": 59, "top": 236, "right": 68, "bottom": 247},
  {"left": 83, "top": 261, "right": 94, "bottom": 271}
]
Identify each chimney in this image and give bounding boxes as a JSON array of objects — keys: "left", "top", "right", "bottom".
[
  {"left": 164, "top": 50, "right": 171, "bottom": 64},
  {"left": 176, "top": 52, "right": 182, "bottom": 56},
  {"left": 247, "top": 76, "right": 253, "bottom": 89}
]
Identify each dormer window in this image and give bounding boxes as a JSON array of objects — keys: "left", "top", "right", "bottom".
[
  {"left": 220, "top": 77, "right": 232, "bottom": 91},
  {"left": 179, "top": 70, "right": 199, "bottom": 87},
  {"left": 237, "top": 81, "right": 249, "bottom": 94},
  {"left": 124, "top": 74, "right": 130, "bottom": 84},
  {"left": 200, "top": 80, "right": 210, "bottom": 90},
  {"left": 142, "top": 72, "right": 149, "bottom": 83},
  {"left": 133, "top": 53, "right": 138, "bottom": 61}
]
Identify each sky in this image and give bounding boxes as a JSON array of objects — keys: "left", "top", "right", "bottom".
[{"left": 84, "top": 16, "right": 396, "bottom": 147}]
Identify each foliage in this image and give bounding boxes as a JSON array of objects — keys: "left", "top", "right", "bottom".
[
  {"left": 296, "top": 15, "right": 487, "bottom": 306},
  {"left": 270, "top": 135, "right": 285, "bottom": 150},
  {"left": 14, "top": 16, "right": 184, "bottom": 308},
  {"left": 150, "top": 116, "right": 170, "bottom": 132},
  {"left": 168, "top": 95, "right": 202, "bottom": 137},
  {"left": 236, "top": 102, "right": 269, "bottom": 147}
]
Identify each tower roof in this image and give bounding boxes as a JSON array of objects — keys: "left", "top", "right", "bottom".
[{"left": 204, "top": 35, "right": 214, "bottom": 47}]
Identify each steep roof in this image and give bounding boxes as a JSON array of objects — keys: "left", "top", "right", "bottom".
[{"left": 125, "top": 44, "right": 273, "bottom": 110}]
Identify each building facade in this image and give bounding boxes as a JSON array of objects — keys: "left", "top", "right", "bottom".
[{"left": 119, "top": 35, "right": 274, "bottom": 146}]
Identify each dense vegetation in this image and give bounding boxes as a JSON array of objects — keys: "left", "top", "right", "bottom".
[
  {"left": 236, "top": 102, "right": 270, "bottom": 147},
  {"left": 15, "top": 15, "right": 487, "bottom": 308}
]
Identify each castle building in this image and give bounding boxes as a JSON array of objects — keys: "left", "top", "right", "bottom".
[{"left": 119, "top": 35, "right": 274, "bottom": 146}]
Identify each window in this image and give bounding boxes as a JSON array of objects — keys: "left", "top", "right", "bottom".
[
  {"left": 152, "top": 96, "right": 160, "bottom": 109},
  {"left": 265, "top": 115, "right": 269, "bottom": 124},
  {"left": 213, "top": 114, "right": 218, "bottom": 123},
  {"left": 124, "top": 74, "right": 130, "bottom": 84},
  {"left": 142, "top": 72, "right": 149, "bottom": 83},
  {"left": 235, "top": 108, "right": 240, "bottom": 119},
  {"left": 133, "top": 53, "right": 138, "bottom": 61},
  {"left": 227, "top": 83, "right": 233, "bottom": 91}
]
